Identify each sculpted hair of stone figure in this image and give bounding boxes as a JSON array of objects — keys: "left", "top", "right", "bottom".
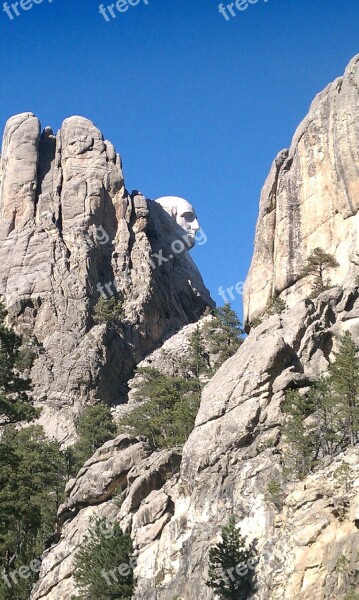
[{"left": 154, "top": 196, "right": 200, "bottom": 248}]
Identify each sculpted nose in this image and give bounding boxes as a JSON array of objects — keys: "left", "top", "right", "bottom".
[{"left": 192, "top": 219, "right": 200, "bottom": 232}]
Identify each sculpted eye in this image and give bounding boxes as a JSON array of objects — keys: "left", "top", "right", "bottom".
[{"left": 181, "top": 212, "right": 196, "bottom": 222}]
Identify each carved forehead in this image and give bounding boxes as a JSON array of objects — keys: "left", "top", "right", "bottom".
[{"left": 155, "top": 196, "right": 196, "bottom": 216}]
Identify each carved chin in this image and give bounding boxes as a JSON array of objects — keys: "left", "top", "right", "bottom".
[{"left": 186, "top": 234, "right": 196, "bottom": 248}]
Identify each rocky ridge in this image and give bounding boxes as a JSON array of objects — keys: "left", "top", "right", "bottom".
[
  {"left": 244, "top": 54, "right": 359, "bottom": 325},
  {"left": 29, "top": 54, "right": 359, "bottom": 600},
  {"left": 0, "top": 113, "right": 212, "bottom": 443},
  {"left": 31, "top": 285, "right": 359, "bottom": 600}
]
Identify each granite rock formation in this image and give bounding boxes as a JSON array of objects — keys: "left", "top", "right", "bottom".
[
  {"left": 2, "top": 53, "right": 358, "bottom": 600},
  {"left": 30, "top": 286, "right": 359, "bottom": 600},
  {"left": 29, "top": 54, "right": 359, "bottom": 600},
  {"left": 244, "top": 54, "right": 359, "bottom": 325},
  {"left": 0, "top": 113, "right": 212, "bottom": 443}
]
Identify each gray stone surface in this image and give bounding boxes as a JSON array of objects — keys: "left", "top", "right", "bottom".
[
  {"left": 30, "top": 287, "right": 359, "bottom": 600},
  {"left": 244, "top": 54, "right": 359, "bottom": 325},
  {"left": 0, "top": 113, "right": 213, "bottom": 443},
  {"left": 14, "top": 53, "right": 359, "bottom": 600}
]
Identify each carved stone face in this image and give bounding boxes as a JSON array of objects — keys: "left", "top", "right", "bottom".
[{"left": 155, "top": 196, "right": 200, "bottom": 247}]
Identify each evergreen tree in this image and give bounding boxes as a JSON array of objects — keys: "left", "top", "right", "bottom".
[
  {"left": 280, "top": 334, "right": 359, "bottom": 479},
  {"left": 0, "top": 426, "right": 68, "bottom": 600},
  {"left": 183, "top": 326, "right": 209, "bottom": 383},
  {"left": 0, "top": 303, "right": 37, "bottom": 424},
  {"left": 204, "top": 304, "right": 243, "bottom": 370},
  {"left": 206, "top": 516, "right": 256, "bottom": 600},
  {"left": 93, "top": 297, "right": 124, "bottom": 329},
  {"left": 328, "top": 332, "right": 359, "bottom": 446},
  {"left": 72, "top": 404, "right": 117, "bottom": 473},
  {"left": 333, "top": 463, "right": 355, "bottom": 493},
  {"left": 282, "top": 390, "right": 316, "bottom": 479},
  {"left": 119, "top": 368, "right": 200, "bottom": 449},
  {"left": 301, "top": 247, "right": 339, "bottom": 297},
  {"left": 73, "top": 518, "right": 134, "bottom": 600},
  {"left": 307, "top": 378, "right": 343, "bottom": 457},
  {"left": 267, "top": 296, "right": 287, "bottom": 316},
  {"left": 264, "top": 480, "right": 285, "bottom": 511}
]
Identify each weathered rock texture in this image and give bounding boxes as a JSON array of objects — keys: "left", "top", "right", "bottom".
[
  {"left": 244, "top": 54, "right": 359, "bottom": 325},
  {"left": 30, "top": 54, "right": 359, "bottom": 598},
  {"left": 31, "top": 286, "right": 359, "bottom": 600},
  {"left": 112, "top": 314, "right": 213, "bottom": 421},
  {"left": 0, "top": 113, "right": 212, "bottom": 443}
]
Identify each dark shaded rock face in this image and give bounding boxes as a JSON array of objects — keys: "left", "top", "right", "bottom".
[{"left": 0, "top": 113, "right": 212, "bottom": 442}]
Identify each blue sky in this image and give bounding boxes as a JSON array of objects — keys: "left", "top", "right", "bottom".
[{"left": 0, "top": 0, "right": 358, "bottom": 316}]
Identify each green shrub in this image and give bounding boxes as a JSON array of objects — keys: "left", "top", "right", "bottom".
[
  {"left": 94, "top": 297, "right": 124, "bottom": 328},
  {"left": 119, "top": 368, "right": 200, "bottom": 449},
  {"left": 70, "top": 404, "right": 117, "bottom": 474},
  {"left": 264, "top": 480, "right": 285, "bottom": 511},
  {"left": 73, "top": 518, "right": 134, "bottom": 600}
]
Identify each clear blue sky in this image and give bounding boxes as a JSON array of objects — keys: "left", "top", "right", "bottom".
[{"left": 1, "top": 0, "right": 358, "bottom": 315}]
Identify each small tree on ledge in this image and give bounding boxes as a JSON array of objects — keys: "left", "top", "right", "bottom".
[
  {"left": 301, "top": 247, "right": 339, "bottom": 298},
  {"left": 93, "top": 297, "right": 124, "bottom": 328},
  {"left": 203, "top": 303, "right": 243, "bottom": 370}
]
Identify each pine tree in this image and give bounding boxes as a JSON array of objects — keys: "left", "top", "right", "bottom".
[
  {"left": 280, "top": 335, "right": 359, "bottom": 479},
  {"left": 328, "top": 332, "right": 359, "bottom": 446},
  {"left": 267, "top": 296, "right": 287, "bottom": 316},
  {"left": 301, "top": 247, "right": 339, "bottom": 297},
  {"left": 333, "top": 463, "right": 355, "bottom": 493},
  {"left": 0, "top": 303, "right": 37, "bottom": 424},
  {"left": 183, "top": 326, "right": 209, "bottom": 383},
  {"left": 0, "top": 425, "right": 68, "bottom": 600},
  {"left": 204, "top": 303, "right": 243, "bottom": 370},
  {"left": 264, "top": 480, "right": 285, "bottom": 511},
  {"left": 73, "top": 518, "right": 134, "bottom": 600},
  {"left": 93, "top": 297, "right": 124, "bottom": 328},
  {"left": 119, "top": 368, "right": 200, "bottom": 449},
  {"left": 282, "top": 390, "right": 316, "bottom": 479},
  {"left": 206, "top": 516, "right": 256, "bottom": 600},
  {"left": 307, "top": 378, "right": 343, "bottom": 457},
  {"left": 72, "top": 404, "right": 117, "bottom": 473}
]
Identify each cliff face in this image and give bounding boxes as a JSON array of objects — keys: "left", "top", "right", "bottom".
[
  {"left": 2, "top": 53, "right": 358, "bottom": 600},
  {"left": 31, "top": 287, "right": 359, "bottom": 600},
  {"left": 244, "top": 54, "right": 359, "bottom": 325},
  {"left": 30, "top": 54, "right": 359, "bottom": 600},
  {"left": 0, "top": 113, "right": 212, "bottom": 443}
]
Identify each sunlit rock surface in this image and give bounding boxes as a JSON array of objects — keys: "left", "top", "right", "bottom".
[
  {"left": 244, "top": 55, "right": 359, "bottom": 325},
  {"left": 0, "top": 113, "right": 212, "bottom": 443}
]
